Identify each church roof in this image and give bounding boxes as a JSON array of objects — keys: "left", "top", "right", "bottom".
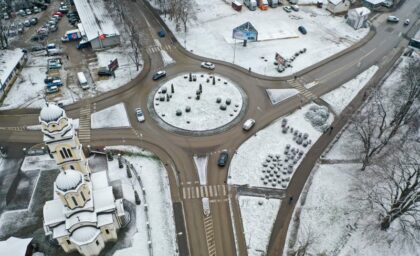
[
  {"left": 55, "top": 170, "right": 83, "bottom": 192},
  {"left": 40, "top": 103, "right": 65, "bottom": 122},
  {"left": 70, "top": 226, "right": 101, "bottom": 245},
  {"left": 44, "top": 199, "right": 65, "bottom": 226}
]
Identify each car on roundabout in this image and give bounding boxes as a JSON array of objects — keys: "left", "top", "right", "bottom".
[
  {"left": 135, "top": 108, "right": 145, "bottom": 122},
  {"left": 152, "top": 70, "right": 166, "bottom": 80},
  {"left": 201, "top": 62, "right": 215, "bottom": 70},
  {"left": 218, "top": 150, "right": 229, "bottom": 167}
]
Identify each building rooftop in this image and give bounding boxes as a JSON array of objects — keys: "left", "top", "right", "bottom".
[
  {"left": 39, "top": 103, "right": 65, "bottom": 123},
  {"left": 44, "top": 199, "right": 65, "bottom": 226},
  {"left": 363, "top": 0, "right": 385, "bottom": 4},
  {"left": 70, "top": 226, "right": 101, "bottom": 246},
  {"left": 93, "top": 186, "right": 116, "bottom": 213},
  {"left": 55, "top": 170, "right": 83, "bottom": 192},
  {"left": 73, "top": 0, "right": 119, "bottom": 42},
  {"left": 0, "top": 49, "right": 25, "bottom": 90}
]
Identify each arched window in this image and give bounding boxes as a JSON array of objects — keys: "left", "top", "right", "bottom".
[
  {"left": 67, "top": 148, "right": 73, "bottom": 157},
  {"left": 70, "top": 165, "right": 75, "bottom": 170},
  {"left": 71, "top": 196, "right": 78, "bottom": 206}
]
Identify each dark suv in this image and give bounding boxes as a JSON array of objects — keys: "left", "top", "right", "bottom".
[{"left": 218, "top": 150, "right": 229, "bottom": 167}]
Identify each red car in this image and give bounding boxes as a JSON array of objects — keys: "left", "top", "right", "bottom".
[{"left": 52, "top": 11, "right": 64, "bottom": 17}]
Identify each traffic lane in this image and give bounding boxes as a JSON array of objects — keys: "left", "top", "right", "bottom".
[{"left": 173, "top": 202, "right": 189, "bottom": 256}]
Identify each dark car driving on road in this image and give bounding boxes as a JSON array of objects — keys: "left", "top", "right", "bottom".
[
  {"left": 218, "top": 150, "right": 229, "bottom": 167},
  {"left": 152, "top": 70, "right": 167, "bottom": 80}
]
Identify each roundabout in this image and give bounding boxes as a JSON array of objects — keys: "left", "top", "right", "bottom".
[{"left": 148, "top": 72, "right": 247, "bottom": 136}]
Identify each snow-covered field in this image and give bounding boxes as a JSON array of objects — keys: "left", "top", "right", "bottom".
[
  {"left": 161, "top": 50, "right": 176, "bottom": 67},
  {"left": 106, "top": 146, "right": 178, "bottom": 256},
  {"left": 239, "top": 196, "right": 281, "bottom": 256},
  {"left": 21, "top": 154, "right": 58, "bottom": 172},
  {"left": 152, "top": 73, "right": 244, "bottom": 131},
  {"left": 157, "top": 0, "right": 368, "bottom": 76},
  {"left": 285, "top": 55, "right": 420, "bottom": 256},
  {"left": 266, "top": 89, "right": 299, "bottom": 105},
  {"left": 91, "top": 103, "right": 131, "bottom": 129},
  {"left": 321, "top": 65, "right": 378, "bottom": 114},
  {"left": 228, "top": 103, "right": 333, "bottom": 189}
]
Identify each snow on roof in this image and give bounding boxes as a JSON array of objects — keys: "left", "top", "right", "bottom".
[
  {"left": 66, "top": 211, "right": 97, "bottom": 231},
  {"left": 352, "top": 7, "right": 371, "bottom": 16},
  {"left": 0, "top": 237, "right": 32, "bottom": 255},
  {"left": 93, "top": 186, "right": 116, "bottom": 213},
  {"left": 39, "top": 103, "right": 65, "bottom": 122},
  {"left": 97, "top": 213, "right": 114, "bottom": 227},
  {"left": 363, "top": 0, "right": 385, "bottom": 4},
  {"left": 329, "top": 0, "right": 346, "bottom": 5},
  {"left": 70, "top": 226, "right": 100, "bottom": 245},
  {"left": 0, "top": 49, "right": 24, "bottom": 89},
  {"left": 414, "top": 29, "right": 420, "bottom": 41},
  {"left": 52, "top": 224, "right": 69, "bottom": 239},
  {"left": 43, "top": 199, "right": 65, "bottom": 226},
  {"left": 55, "top": 170, "right": 83, "bottom": 192},
  {"left": 73, "top": 0, "right": 119, "bottom": 42},
  {"left": 91, "top": 171, "right": 109, "bottom": 190}
]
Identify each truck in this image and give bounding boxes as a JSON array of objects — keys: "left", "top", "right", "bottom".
[
  {"left": 64, "top": 29, "right": 81, "bottom": 41},
  {"left": 202, "top": 197, "right": 211, "bottom": 217},
  {"left": 244, "top": 0, "right": 257, "bottom": 11},
  {"left": 258, "top": 0, "right": 268, "bottom": 10},
  {"left": 268, "top": 0, "right": 279, "bottom": 8}
]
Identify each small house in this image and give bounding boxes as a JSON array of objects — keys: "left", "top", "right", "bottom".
[
  {"left": 0, "top": 48, "right": 27, "bottom": 101},
  {"left": 327, "top": 0, "right": 351, "bottom": 14},
  {"left": 347, "top": 7, "right": 371, "bottom": 30}
]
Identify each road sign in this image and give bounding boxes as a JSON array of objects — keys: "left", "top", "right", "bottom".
[
  {"left": 232, "top": 22, "right": 258, "bottom": 41},
  {"left": 108, "top": 58, "right": 119, "bottom": 71}
]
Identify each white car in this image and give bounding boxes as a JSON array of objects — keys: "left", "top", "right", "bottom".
[
  {"left": 387, "top": 16, "right": 399, "bottom": 23},
  {"left": 243, "top": 118, "right": 256, "bottom": 131},
  {"left": 135, "top": 108, "right": 145, "bottom": 122},
  {"left": 201, "top": 62, "right": 215, "bottom": 70}
]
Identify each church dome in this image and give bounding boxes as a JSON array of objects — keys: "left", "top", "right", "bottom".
[
  {"left": 40, "top": 103, "right": 65, "bottom": 122},
  {"left": 55, "top": 170, "right": 83, "bottom": 192},
  {"left": 71, "top": 226, "right": 100, "bottom": 245}
]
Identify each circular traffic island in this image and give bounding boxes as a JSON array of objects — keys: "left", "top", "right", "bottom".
[{"left": 148, "top": 72, "right": 247, "bottom": 135}]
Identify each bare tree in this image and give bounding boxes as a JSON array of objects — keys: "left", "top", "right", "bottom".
[
  {"left": 290, "top": 225, "right": 318, "bottom": 256},
  {"left": 127, "top": 22, "right": 142, "bottom": 71},
  {"left": 354, "top": 145, "right": 420, "bottom": 236}
]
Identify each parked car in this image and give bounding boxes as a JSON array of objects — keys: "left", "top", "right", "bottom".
[
  {"left": 44, "top": 76, "right": 61, "bottom": 83},
  {"left": 49, "top": 25, "right": 58, "bottom": 32},
  {"left": 243, "top": 118, "right": 256, "bottom": 131},
  {"left": 218, "top": 150, "right": 229, "bottom": 167},
  {"left": 135, "top": 108, "right": 145, "bottom": 122},
  {"left": 98, "top": 67, "right": 113, "bottom": 76},
  {"left": 201, "top": 62, "right": 215, "bottom": 70},
  {"left": 291, "top": 5, "right": 299, "bottom": 11},
  {"left": 387, "top": 16, "right": 399, "bottom": 23},
  {"left": 404, "top": 19, "right": 410, "bottom": 26},
  {"left": 59, "top": 6, "right": 69, "bottom": 13},
  {"left": 152, "top": 70, "right": 166, "bottom": 80},
  {"left": 47, "top": 79, "right": 63, "bottom": 87},
  {"left": 283, "top": 6, "right": 292, "bottom": 12},
  {"left": 47, "top": 43, "right": 56, "bottom": 49},
  {"left": 33, "top": 7, "right": 40, "bottom": 13},
  {"left": 31, "top": 34, "right": 46, "bottom": 41},
  {"left": 25, "top": 9, "right": 32, "bottom": 15},
  {"left": 18, "top": 9, "right": 26, "bottom": 16},
  {"left": 23, "top": 20, "right": 31, "bottom": 27},
  {"left": 53, "top": 11, "right": 64, "bottom": 17},
  {"left": 18, "top": 27, "right": 24, "bottom": 34},
  {"left": 298, "top": 26, "right": 307, "bottom": 35},
  {"left": 31, "top": 45, "right": 46, "bottom": 52},
  {"left": 30, "top": 17, "right": 38, "bottom": 25},
  {"left": 3, "top": 13, "right": 10, "bottom": 20},
  {"left": 46, "top": 85, "right": 59, "bottom": 94}
]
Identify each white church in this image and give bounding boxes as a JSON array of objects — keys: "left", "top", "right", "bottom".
[{"left": 39, "top": 103, "right": 126, "bottom": 256}]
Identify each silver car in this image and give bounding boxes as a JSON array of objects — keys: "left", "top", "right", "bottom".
[{"left": 135, "top": 108, "right": 145, "bottom": 122}]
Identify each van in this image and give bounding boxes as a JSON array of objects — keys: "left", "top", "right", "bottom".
[
  {"left": 243, "top": 119, "right": 256, "bottom": 131},
  {"left": 77, "top": 72, "right": 89, "bottom": 90}
]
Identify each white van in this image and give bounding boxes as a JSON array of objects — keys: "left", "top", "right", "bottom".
[
  {"left": 77, "top": 72, "right": 89, "bottom": 90},
  {"left": 243, "top": 119, "right": 256, "bottom": 131}
]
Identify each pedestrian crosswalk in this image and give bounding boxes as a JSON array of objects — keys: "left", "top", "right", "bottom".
[
  {"left": 0, "top": 126, "right": 26, "bottom": 132},
  {"left": 78, "top": 104, "right": 91, "bottom": 144},
  {"left": 146, "top": 44, "right": 173, "bottom": 54},
  {"left": 204, "top": 216, "right": 216, "bottom": 256},
  {"left": 288, "top": 79, "right": 318, "bottom": 100},
  {"left": 182, "top": 185, "right": 227, "bottom": 200}
]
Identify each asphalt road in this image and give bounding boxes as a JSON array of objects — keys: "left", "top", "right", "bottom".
[{"left": 1, "top": 0, "right": 419, "bottom": 255}]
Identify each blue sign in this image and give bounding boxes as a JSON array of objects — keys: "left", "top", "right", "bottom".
[{"left": 232, "top": 22, "right": 258, "bottom": 41}]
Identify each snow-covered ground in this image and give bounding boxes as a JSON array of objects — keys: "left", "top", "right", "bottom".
[
  {"left": 91, "top": 103, "right": 131, "bottom": 129},
  {"left": 152, "top": 73, "right": 244, "bottom": 131},
  {"left": 284, "top": 55, "right": 420, "bottom": 256},
  {"left": 21, "top": 154, "right": 58, "bottom": 172},
  {"left": 106, "top": 146, "right": 178, "bottom": 256},
  {"left": 239, "top": 196, "right": 281, "bottom": 256},
  {"left": 321, "top": 65, "right": 378, "bottom": 114},
  {"left": 228, "top": 103, "right": 333, "bottom": 189},
  {"left": 266, "top": 89, "right": 299, "bottom": 105},
  {"left": 161, "top": 50, "right": 176, "bottom": 67},
  {"left": 157, "top": 0, "right": 368, "bottom": 76}
]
